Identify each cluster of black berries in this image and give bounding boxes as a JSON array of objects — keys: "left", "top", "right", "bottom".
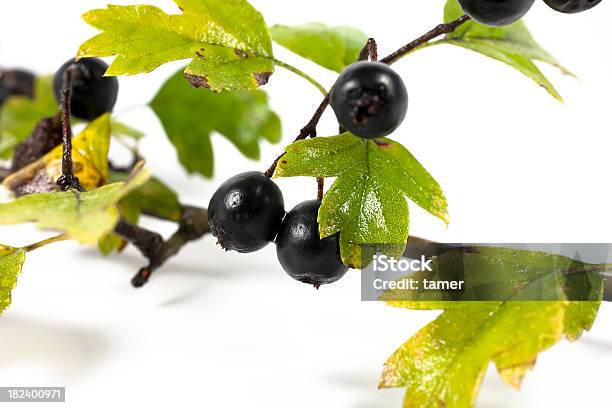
[
  {"left": 208, "top": 172, "right": 349, "bottom": 287},
  {"left": 458, "top": 0, "right": 602, "bottom": 27},
  {"left": 208, "top": 60, "right": 411, "bottom": 287}
]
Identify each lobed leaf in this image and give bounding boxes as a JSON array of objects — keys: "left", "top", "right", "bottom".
[
  {"left": 0, "top": 164, "right": 150, "bottom": 244},
  {"left": 434, "top": 0, "right": 571, "bottom": 101},
  {"left": 151, "top": 69, "right": 281, "bottom": 178},
  {"left": 275, "top": 133, "right": 448, "bottom": 268},
  {"left": 380, "top": 247, "right": 603, "bottom": 408},
  {"left": 78, "top": 0, "right": 275, "bottom": 92},
  {"left": 270, "top": 23, "right": 368, "bottom": 72},
  {"left": 0, "top": 246, "right": 26, "bottom": 317}
]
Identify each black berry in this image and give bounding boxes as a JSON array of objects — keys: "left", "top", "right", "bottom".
[
  {"left": 0, "top": 69, "right": 35, "bottom": 105},
  {"left": 53, "top": 58, "right": 119, "bottom": 121},
  {"left": 458, "top": 0, "right": 535, "bottom": 26},
  {"left": 543, "top": 0, "right": 601, "bottom": 13},
  {"left": 275, "top": 200, "right": 348, "bottom": 287},
  {"left": 208, "top": 172, "right": 285, "bottom": 253},
  {"left": 330, "top": 61, "right": 408, "bottom": 139}
]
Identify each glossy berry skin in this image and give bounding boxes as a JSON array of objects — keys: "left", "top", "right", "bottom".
[
  {"left": 458, "top": 0, "right": 535, "bottom": 26},
  {"left": 543, "top": 0, "right": 602, "bottom": 13},
  {"left": 208, "top": 172, "right": 285, "bottom": 253},
  {"left": 0, "top": 69, "right": 35, "bottom": 105},
  {"left": 53, "top": 58, "right": 119, "bottom": 121},
  {"left": 330, "top": 61, "right": 408, "bottom": 139},
  {"left": 275, "top": 200, "right": 348, "bottom": 287}
]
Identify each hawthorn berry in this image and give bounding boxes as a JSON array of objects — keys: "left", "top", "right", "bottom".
[
  {"left": 330, "top": 61, "right": 408, "bottom": 139},
  {"left": 0, "top": 69, "right": 35, "bottom": 105},
  {"left": 458, "top": 0, "right": 535, "bottom": 26},
  {"left": 53, "top": 57, "right": 119, "bottom": 121},
  {"left": 208, "top": 172, "right": 285, "bottom": 253},
  {"left": 275, "top": 200, "right": 348, "bottom": 287},
  {"left": 543, "top": 0, "right": 601, "bottom": 13}
]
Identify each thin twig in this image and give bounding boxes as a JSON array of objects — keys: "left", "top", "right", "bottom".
[
  {"left": 380, "top": 15, "right": 471, "bottom": 65},
  {"left": 114, "top": 206, "right": 210, "bottom": 287},
  {"left": 264, "top": 95, "right": 330, "bottom": 178}
]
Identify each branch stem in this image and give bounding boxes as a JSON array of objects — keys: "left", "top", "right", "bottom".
[
  {"left": 380, "top": 15, "right": 471, "bottom": 65},
  {"left": 114, "top": 206, "right": 210, "bottom": 287}
]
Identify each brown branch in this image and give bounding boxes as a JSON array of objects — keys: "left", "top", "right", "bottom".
[
  {"left": 264, "top": 95, "right": 330, "bottom": 178},
  {"left": 114, "top": 206, "right": 210, "bottom": 287},
  {"left": 380, "top": 15, "right": 471, "bottom": 65},
  {"left": 55, "top": 64, "right": 84, "bottom": 192}
]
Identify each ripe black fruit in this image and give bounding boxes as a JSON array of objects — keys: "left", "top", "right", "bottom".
[
  {"left": 53, "top": 58, "right": 119, "bottom": 121},
  {"left": 0, "top": 69, "right": 35, "bottom": 105},
  {"left": 330, "top": 61, "right": 408, "bottom": 139},
  {"left": 208, "top": 172, "right": 285, "bottom": 253},
  {"left": 543, "top": 0, "right": 601, "bottom": 13},
  {"left": 458, "top": 0, "right": 535, "bottom": 26},
  {"left": 275, "top": 200, "right": 348, "bottom": 287}
]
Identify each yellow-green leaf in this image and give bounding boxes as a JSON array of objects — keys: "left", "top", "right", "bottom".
[
  {"left": 3, "top": 114, "right": 111, "bottom": 195},
  {"left": 274, "top": 133, "right": 448, "bottom": 268},
  {"left": 380, "top": 247, "right": 603, "bottom": 408},
  {"left": 78, "top": 0, "right": 275, "bottom": 91},
  {"left": 0, "top": 246, "right": 26, "bottom": 317},
  {"left": 0, "top": 164, "right": 150, "bottom": 244}
]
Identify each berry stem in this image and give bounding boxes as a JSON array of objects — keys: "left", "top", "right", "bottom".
[
  {"left": 359, "top": 38, "right": 378, "bottom": 62},
  {"left": 272, "top": 58, "right": 327, "bottom": 96},
  {"left": 56, "top": 64, "right": 84, "bottom": 192},
  {"left": 317, "top": 177, "right": 324, "bottom": 200},
  {"left": 380, "top": 15, "right": 471, "bottom": 65},
  {"left": 114, "top": 205, "right": 210, "bottom": 287}
]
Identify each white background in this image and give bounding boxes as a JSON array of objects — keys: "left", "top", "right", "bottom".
[{"left": 1, "top": 0, "right": 612, "bottom": 407}]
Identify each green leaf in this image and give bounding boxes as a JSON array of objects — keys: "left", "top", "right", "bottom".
[
  {"left": 0, "top": 246, "right": 26, "bottom": 317},
  {"left": 274, "top": 133, "right": 448, "bottom": 268},
  {"left": 3, "top": 114, "right": 112, "bottom": 195},
  {"left": 0, "top": 164, "right": 150, "bottom": 244},
  {"left": 150, "top": 69, "right": 281, "bottom": 178},
  {"left": 380, "top": 247, "right": 603, "bottom": 408},
  {"left": 434, "top": 0, "right": 571, "bottom": 101},
  {"left": 0, "top": 76, "right": 57, "bottom": 159},
  {"left": 78, "top": 0, "right": 275, "bottom": 91},
  {"left": 270, "top": 23, "right": 368, "bottom": 72}
]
